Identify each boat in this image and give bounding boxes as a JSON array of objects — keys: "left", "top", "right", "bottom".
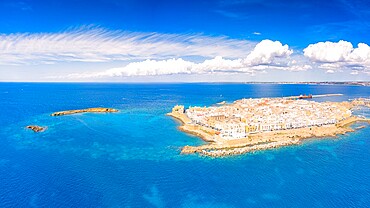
[{"left": 298, "top": 94, "right": 313, "bottom": 99}]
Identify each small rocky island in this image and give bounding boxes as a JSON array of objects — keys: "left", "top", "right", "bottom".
[
  {"left": 168, "top": 96, "right": 370, "bottom": 157},
  {"left": 25, "top": 107, "right": 118, "bottom": 133},
  {"left": 51, "top": 107, "right": 119, "bottom": 116},
  {"left": 26, "top": 125, "right": 47, "bottom": 132}
]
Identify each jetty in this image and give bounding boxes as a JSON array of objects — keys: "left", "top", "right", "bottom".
[
  {"left": 51, "top": 107, "right": 118, "bottom": 116},
  {"left": 283, "top": 93, "right": 343, "bottom": 100}
]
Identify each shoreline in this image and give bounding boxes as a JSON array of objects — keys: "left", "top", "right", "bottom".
[
  {"left": 168, "top": 109, "right": 370, "bottom": 157},
  {"left": 167, "top": 112, "right": 217, "bottom": 142}
]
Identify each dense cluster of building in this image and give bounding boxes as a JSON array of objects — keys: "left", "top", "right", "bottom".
[{"left": 184, "top": 98, "right": 352, "bottom": 140}]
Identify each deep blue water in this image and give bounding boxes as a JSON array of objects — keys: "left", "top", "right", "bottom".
[{"left": 0, "top": 83, "right": 369, "bottom": 207}]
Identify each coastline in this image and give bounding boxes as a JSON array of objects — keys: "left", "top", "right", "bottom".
[
  {"left": 168, "top": 108, "right": 370, "bottom": 157},
  {"left": 167, "top": 112, "right": 217, "bottom": 142}
]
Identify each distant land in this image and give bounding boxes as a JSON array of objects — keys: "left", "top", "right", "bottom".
[{"left": 241, "top": 81, "right": 370, "bottom": 86}]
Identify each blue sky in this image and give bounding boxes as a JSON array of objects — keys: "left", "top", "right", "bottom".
[{"left": 0, "top": 0, "right": 369, "bottom": 82}]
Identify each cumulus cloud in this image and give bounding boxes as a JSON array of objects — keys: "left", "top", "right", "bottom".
[
  {"left": 66, "top": 39, "right": 296, "bottom": 78},
  {"left": 244, "top": 40, "right": 293, "bottom": 66},
  {"left": 303, "top": 40, "right": 353, "bottom": 62},
  {"left": 349, "top": 43, "right": 370, "bottom": 62},
  {"left": 0, "top": 26, "right": 255, "bottom": 65},
  {"left": 303, "top": 40, "right": 370, "bottom": 72}
]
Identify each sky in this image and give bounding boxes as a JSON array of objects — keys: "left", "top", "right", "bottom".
[{"left": 0, "top": 0, "right": 369, "bottom": 82}]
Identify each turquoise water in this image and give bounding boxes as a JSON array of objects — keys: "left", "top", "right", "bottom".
[{"left": 0, "top": 83, "right": 369, "bottom": 207}]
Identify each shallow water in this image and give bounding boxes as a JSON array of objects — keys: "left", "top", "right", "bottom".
[{"left": 0, "top": 83, "right": 369, "bottom": 207}]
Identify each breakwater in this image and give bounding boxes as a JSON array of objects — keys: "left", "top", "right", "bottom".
[{"left": 283, "top": 94, "right": 343, "bottom": 99}]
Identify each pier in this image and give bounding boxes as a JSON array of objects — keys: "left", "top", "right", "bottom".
[{"left": 283, "top": 93, "right": 343, "bottom": 100}]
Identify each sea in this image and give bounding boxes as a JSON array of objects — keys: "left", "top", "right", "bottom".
[{"left": 0, "top": 83, "right": 369, "bottom": 207}]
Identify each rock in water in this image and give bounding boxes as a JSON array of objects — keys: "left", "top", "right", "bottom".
[{"left": 26, "top": 125, "right": 46, "bottom": 132}]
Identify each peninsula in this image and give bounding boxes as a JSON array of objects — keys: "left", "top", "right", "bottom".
[
  {"left": 51, "top": 107, "right": 118, "bottom": 116},
  {"left": 168, "top": 97, "right": 370, "bottom": 157}
]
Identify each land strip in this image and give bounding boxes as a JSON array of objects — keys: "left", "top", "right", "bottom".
[{"left": 51, "top": 107, "right": 118, "bottom": 116}]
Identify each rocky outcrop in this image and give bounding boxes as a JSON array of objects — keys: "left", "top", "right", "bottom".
[
  {"left": 51, "top": 107, "right": 118, "bottom": 116},
  {"left": 26, "top": 125, "right": 46, "bottom": 132}
]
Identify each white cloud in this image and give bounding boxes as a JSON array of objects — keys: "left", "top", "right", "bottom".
[
  {"left": 318, "top": 63, "right": 341, "bottom": 70},
  {"left": 66, "top": 40, "right": 297, "bottom": 78},
  {"left": 0, "top": 26, "right": 255, "bottom": 65},
  {"left": 303, "top": 40, "right": 353, "bottom": 63},
  {"left": 326, "top": 69, "right": 335, "bottom": 74},
  {"left": 97, "top": 58, "right": 195, "bottom": 77},
  {"left": 5, "top": 26, "right": 368, "bottom": 80},
  {"left": 350, "top": 70, "right": 359, "bottom": 75},
  {"left": 68, "top": 56, "right": 248, "bottom": 78},
  {"left": 194, "top": 56, "right": 245, "bottom": 73},
  {"left": 244, "top": 39, "right": 293, "bottom": 66},
  {"left": 286, "top": 64, "right": 313, "bottom": 71},
  {"left": 349, "top": 43, "right": 370, "bottom": 62},
  {"left": 303, "top": 40, "right": 370, "bottom": 73}
]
